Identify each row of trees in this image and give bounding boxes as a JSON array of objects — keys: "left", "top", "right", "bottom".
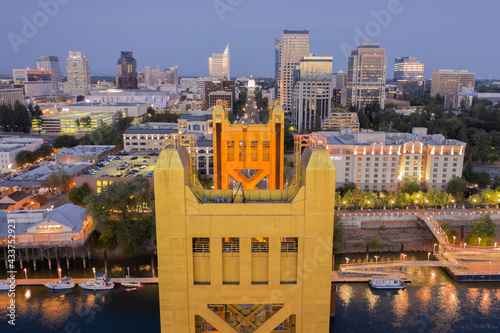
[
  {"left": 15, "top": 144, "right": 53, "bottom": 167},
  {"left": 356, "top": 96, "right": 500, "bottom": 163},
  {"left": 0, "top": 101, "right": 38, "bottom": 133}
]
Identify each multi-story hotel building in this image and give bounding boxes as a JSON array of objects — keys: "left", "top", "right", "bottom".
[
  {"left": 346, "top": 44, "right": 387, "bottom": 110},
  {"left": 430, "top": 69, "right": 476, "bottom": 97},
  {"left": 278, "top": 29, "right": 310, "bottom": 113},
  {"left": 292, "top": 56, "right": 333, "bottom": 132},
  {"left": 323, "top": 127, "right": 466, "bottom": 192},
  {"left": 209, "top": 43, "right": 230, "bottom": 80}
]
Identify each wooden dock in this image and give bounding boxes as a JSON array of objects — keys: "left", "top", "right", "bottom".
[
  {"left": 332, "top": 271, "right": 409, "bottom": 283},
  {"left": 12, "top": 277, "right": 158, "bottom": 286}
]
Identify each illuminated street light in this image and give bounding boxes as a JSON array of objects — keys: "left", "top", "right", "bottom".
[
  {"left": 402, "top": 254, "right": 407, "bottom": 262},
  {"left": 478, "top": 237, "right": 482, "bottom": 247},
  {"left": 24, "top": 268, "right": 27, "bottom": 280},
  {"left": 93, "top": 267, "right": 96, "bottom": 279},
  {"left": 58, "top": 268, "right": 62, "bottom": 279},
  {"left": 374, "top": 255, "right": 379, "bottom": 264},
  {"left": 455, "top": 261, "right": 458, "bottom": 274},
  {"left": 453, "top": 236, "right": 456, "bottom": 246},
  {"left": 345, "top": 257, "right": 350, "bottom": 265},
  {"left": 428, "top": 252, "right": 431, "bottom": 261},
  {"left": 433, "top": 243, "right": 437, "bottom": 253}
]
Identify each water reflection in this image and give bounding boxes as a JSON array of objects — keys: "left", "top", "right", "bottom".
[
  {"left": 337, "top": 284, "right": 354, "bottom": 308},
  {"left": 364, "top": 288, "right": 379, "bottom": 312}
]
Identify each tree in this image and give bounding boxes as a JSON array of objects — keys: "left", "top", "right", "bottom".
[
  {"left": 84, "top": 178, "right": 155, "bottom": 255},
  {"left": 446, "top": 177, "right": 469, "bottom": 200},
  {"left": 68, "top": 183, "right": 92, "bottom": 205},
  {"left": 52, "top": 135, "right": 79, "bottom": 148},
  {"left": 41, "top": 167, "right": 72, "bottom": 194},
  {"left": 333, "top": 214, "right": 344, "bottom": 253},
  {"left": 467, "top": 214, "right": 497, "bottom": 246},
  {"left": 34, "top": 144, "right": 53, "bottom": 160},
  {"left": 402, "top": 179, "right": 421, "bottom": 195},
  {"left": 80, "top": 116, "right": 92, "bottom": 128},
  {"left": 15, "top": 150, "right": 36, "bottom": 167},
  {"left": 13, "top": 101, "right": 32, "bottom": 133}
]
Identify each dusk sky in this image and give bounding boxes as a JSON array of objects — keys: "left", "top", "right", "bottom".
[{"left": 1, "top": 0, "right": 499, "bottom": 79}]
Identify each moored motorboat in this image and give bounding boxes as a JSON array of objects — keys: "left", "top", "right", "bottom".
[
  {"left": 78, "top": 273, "right": 115, "bottom": 291},
  {"left": 0, "top": 280, "right": 13, "bottom": 291},
  {"left": 369, "top": 276, "right": 406, "bottom": 289},
  {"left": 121, "top": 267, "right": 140, "bottom": 288},
  {"left": 45, "top": 277, "right": 75, "bottom": 290}
]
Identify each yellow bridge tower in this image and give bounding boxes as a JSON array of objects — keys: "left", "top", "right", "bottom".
[{"left": 154, "top": 105, "right": 336, "bottom": 332}]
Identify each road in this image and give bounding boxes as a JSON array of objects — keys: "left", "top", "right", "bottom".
[{"left": 239, "top": 90, "right": 261, "bottom": 125}]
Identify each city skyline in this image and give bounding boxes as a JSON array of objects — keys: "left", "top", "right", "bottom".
[{"left": 1, "top": 0, "right": 499, "bottom": 79}]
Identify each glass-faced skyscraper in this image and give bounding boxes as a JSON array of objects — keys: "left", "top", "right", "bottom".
[
  {"left": 37, "top": 55, "right": 62, "bottom": 91},
  {"left": 117, "top": 51, "right": 138, "bottom": 89},
  {"left": 209, "top": 43, "right": 230, "bottom": 80},
  {"left": 278, "top": 29, "right": 310, "bottom": 113},
  {"left": 394, "top": 56, "right": 425, "bottom": 99},
  {"left": 347, "top": 44, "right": 387, "bottom": 110},
  {"left": 292, "top": 56, "right": 333, "bottom": 132}
]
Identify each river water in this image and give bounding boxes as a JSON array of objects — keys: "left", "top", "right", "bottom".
[{"left": 1, "top": 253, "right": 499, "bottom": 332}]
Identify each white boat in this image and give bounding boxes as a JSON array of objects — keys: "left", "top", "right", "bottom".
[
  {"left": 121, "top": 267, "right": 140, "bottom": 288},
  {"left": 369, "top": 276, "right": 406, "bottom": 289},
  {"left": 0, "top": 280, "right": 13, "bottom": 291},
  {"left": 78, "top": 273, "right": 115, "bottom": 291},
  {"left": 45, "top": 277, "right": 75, "bottom": 290}
]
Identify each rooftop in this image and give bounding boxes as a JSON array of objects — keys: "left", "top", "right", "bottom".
[
  {"left": 0, "top": 137, "right": 43, "bottom": 152},
  {"left": 66, "top": 102, "right": 149, "bottom": 107},
  {"left": 320, "top": 128, "right": 466, "bottom": 147},
  {"left": 8, "top": 162, "right": 91, "bottom": 183},
  {"left": 124, "top": 122, "right": 177, "bottom": 135},
  {"left": 77, "top": 154, "right": 158, "bottom": 179},
  {"left": 0, "top": 203, "right": 87, "bottom": 238},
  {"left": 178, "top": 111, "right": 213, "bottom": 122},
  {"left": 57, "top": 145, "right": 116, "bottom": 156}
]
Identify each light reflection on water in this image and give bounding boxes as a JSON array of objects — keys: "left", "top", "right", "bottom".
[
  {"left": 0, "top": 285, "right": 160, "bottom": 332},
  {"left": 333, "top": 252, "right": 500, "bottom": 332}
]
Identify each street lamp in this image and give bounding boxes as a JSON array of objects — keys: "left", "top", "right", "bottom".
[
  {"left": 473, "top": 198, "right": 477, "bottom": 209},
  {"left": 374, "top": 255, "right": 379, "bottom": 264},
  {"left": 345, "top": 257, "right": 350, "bottom": 265},
  {"left": 402, "top": 254, "right": 407, "bottom": 262},
  {"left": 495, "top": 242, "right": 497, "bottom": 249},
  {"left": 455, "top": 261, "right": 458, "bottom": 274},
  {"left": 391, "top": 200, "right": 394, "bottom": 210},
  {"left": 433, "top": 243, "right": 437, "bottom": 253},
  {"left": 24, "top": 268, "right": 27, "bottom": 280},
  {"left": 464, "top": 242, "right": 467, "bottom": 248},
  {"left": 428, "top": 252, "right": 431, "bottom": 261},
  {"left": 478, "top": 237, "right": 482, "bottom": 247},
  {"left": 92, "top": 267, "right": 96, "bottom": 279},
  {"left": 58, "top": 268, "right": 62, "bottom": 279},
  {"left": 453, "top": 236, "right": 456, "bottom": 246}
]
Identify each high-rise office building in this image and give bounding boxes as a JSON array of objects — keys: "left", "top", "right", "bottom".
[
  {"left": 209, "top": 43, "right": 230, "bottom": 80},
  {"left": 144, "top": 66, "right": 161, "bottom": 87},
  {"left": 163, "top": 66, "right": 178, "bottom": 86},
  {"left": 430, "top": 70, "right": 475, "bottom": 97},
  {"left": 334, "top": 70, "right": 347, "bottom": 89},
  {"left": 275, "top": 38, "right": 281, "bottom": 98},
  {"left": 346, "top": 44, "right": 387, "bottom": 110},
  {"left": 117, "top": 51, "right": 138, "bottom": 89},
  {"left": 278, "top": 29, "right": 310, "bottom": 113},
  {"left": 394, "top": 56, "right": 424, "bottom": 83},
  {"left": 394, "top": 56, "right": 425, "bottom": 99},
  {"left": 154, "top": 105, "right": 336, "bottom": 332},
  {"left": 37, "top": 55, "right": 62, "bottom": 91},
  {"left": 204, "top": 80, "right": 236, "bottom": 109},
  {"left": 292, "top": 56, "right": 333, "bottom": 132},
  {"left": 66, "top": 51, "right": 91, "bottom": 91}
]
